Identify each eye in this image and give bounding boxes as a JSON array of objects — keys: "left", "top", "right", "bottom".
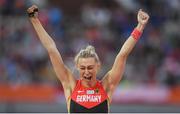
[
  {"left": 80, "top": 67, "right": 85, "bottom": 70},
  {"left": 87, "top": 66, "right": 93, "bottom": 70}
]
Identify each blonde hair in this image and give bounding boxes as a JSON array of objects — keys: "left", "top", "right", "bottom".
[{"left": 74, "top": 45, "right": 100, "bottom": 64}]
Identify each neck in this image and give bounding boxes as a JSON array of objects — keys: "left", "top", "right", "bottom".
[{"left": 81, "top": 79, "right": 97, "bottom": 88}]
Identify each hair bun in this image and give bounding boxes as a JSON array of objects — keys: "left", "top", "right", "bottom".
[{"left": 85, "top": 45, "right": 95, "bottom": 53}]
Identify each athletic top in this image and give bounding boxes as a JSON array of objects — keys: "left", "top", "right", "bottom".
[{"left": 68, "top": 80, "right": 109, "bottom": 113}]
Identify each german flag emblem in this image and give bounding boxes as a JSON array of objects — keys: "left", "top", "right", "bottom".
[{"left": 95, "top": 88, "right": 99, "bottom": 93}]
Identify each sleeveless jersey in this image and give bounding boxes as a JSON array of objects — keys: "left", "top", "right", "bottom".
[{"left": 69, "top": 80, "right": 109, "bottom": 113}]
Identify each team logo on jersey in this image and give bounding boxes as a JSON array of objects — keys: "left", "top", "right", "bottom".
[
  {"left": 95, "top": 88, "right": 99, "bottom": 94},
  {"left": 77, "top": 90, "right": 84, "bottom": 93},
  {"left": 86, "top": 90, "right": 94, "bottom": 94}
]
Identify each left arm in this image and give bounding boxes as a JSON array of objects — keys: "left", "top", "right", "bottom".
[{"left": 102, "top": 9, "right": 149, "bottom": 101}]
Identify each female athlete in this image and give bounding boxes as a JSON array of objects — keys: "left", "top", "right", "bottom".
[{"left": 27, "top": 5, "right": 149, "bottom": 113}]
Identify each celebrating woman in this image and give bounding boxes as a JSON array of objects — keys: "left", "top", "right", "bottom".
[{"left": 27, "top": 5, "right": 149, "bottom": 113}]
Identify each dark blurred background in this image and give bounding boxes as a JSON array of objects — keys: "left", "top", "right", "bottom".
[{"left": 0, "top": 0, "right": 180, "bottom": 113}]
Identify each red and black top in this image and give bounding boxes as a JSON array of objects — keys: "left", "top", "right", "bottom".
[{"left": 69, "top": 80, "right": 109, "bottom": 113}]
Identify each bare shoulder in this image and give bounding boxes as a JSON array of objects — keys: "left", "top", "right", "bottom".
[
  {"left": 101, "top": 71, "right": 117, "bottom": 102},
  {"left": 62, "top": 71, "right": 77, "bottom": 101},
  {"left": 101, "top": 72, "right": 111, "bottom": 93},
  {"left": 64, "top": 69, "right": 77, "bottom": 91}
]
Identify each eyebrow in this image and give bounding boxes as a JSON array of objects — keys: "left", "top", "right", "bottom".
[{"left": 80, "top": 65, "right": 95, "bottom": 67}]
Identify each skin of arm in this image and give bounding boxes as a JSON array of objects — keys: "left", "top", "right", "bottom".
[
  {"left": 27, "top": 5, "right": 76, "bottom": 101},
  {"left": 102, "top": 9, "right": 150, "bottom": 102}
]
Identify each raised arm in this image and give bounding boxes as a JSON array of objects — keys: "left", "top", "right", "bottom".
[
  {"left": 102, "top": 9, "right": 149, "bottom": 101},
  {"left": 27, "top": 5, "right": 76, "bottom": 99}
]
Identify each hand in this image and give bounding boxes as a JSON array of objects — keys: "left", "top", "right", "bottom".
[
  {"left": 27, "top": 5, "right": 39, "bottom": 18},
  {"left": 137, "top": 9, "right": 149, "bottom": 26}
]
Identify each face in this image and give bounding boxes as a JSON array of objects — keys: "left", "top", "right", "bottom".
[{"left": 77, "top": 57, "right": 100, "bottom": 82}]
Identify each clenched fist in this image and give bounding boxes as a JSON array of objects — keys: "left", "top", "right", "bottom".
[
  {"left": 137, "top": 9, "right": 149, "bottom": 26},
  {"left": 27, "top": 5, "right": 39, "bottom": 18}
]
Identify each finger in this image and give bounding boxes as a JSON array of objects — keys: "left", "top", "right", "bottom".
[
  {"left": 27, "top": 5, "right": 38, "bottom": 12},
  {"left": 143, "top": 13, "right": 149, "bottom": 19},
  {"left": 138, "top": 9, "right": 143, "bottom": 14},
  {"left": 27, "top": 8, "right": 33, "bottom": 13},
  {"left": 33, "top": 8, "right": 38, "bottom": 13},
  {"left": 27, "top": 6, "right": 34, "bottom": 13},
  {"left": 32, "top": 5, "right": 38, "bottom": 9}
]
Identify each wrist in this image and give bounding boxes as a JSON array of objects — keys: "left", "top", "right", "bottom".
[
  {"left": 30, "top": 17, "right": 38, "bottom": 21},
  {"left": 131, "top": 28, "right": 142, "bottom": 41},
  {"left": 136, "top": 23, "right": 145, "bottom": 32}
]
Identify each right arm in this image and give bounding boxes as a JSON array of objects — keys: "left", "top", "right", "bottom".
[{"left": 27, "top": 5, "right": 76, "bottom": 99}]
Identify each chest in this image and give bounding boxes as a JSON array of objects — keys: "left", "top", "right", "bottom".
[{"left": 71, "top": 85, "right": 108, "bottom": 109}]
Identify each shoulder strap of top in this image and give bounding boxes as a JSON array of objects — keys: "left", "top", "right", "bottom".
[{"left": 73, "top": 79, "right": 81, "bottom": 91}]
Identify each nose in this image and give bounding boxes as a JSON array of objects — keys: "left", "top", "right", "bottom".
[{"left": 84, "top": 68, "right": 89, "bottom": 74}]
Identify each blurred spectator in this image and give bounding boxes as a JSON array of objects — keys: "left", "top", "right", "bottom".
[{"left": 0, "top": 0, "right": 180, "bottom": 89}]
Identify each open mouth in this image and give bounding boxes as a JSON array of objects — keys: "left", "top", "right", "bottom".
[{"left": 83, "top": 76, "right": 92, "bottom": 80}]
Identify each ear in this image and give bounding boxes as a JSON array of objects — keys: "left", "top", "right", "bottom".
[{"left": 75, "top": 62, "right": 79, "bottom": 70}]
